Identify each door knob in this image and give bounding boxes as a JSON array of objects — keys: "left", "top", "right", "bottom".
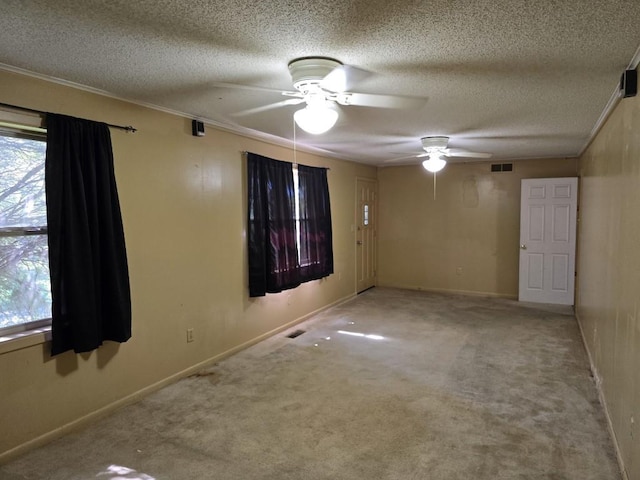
[
  {"left": 357, "top": 240, "right": 363, "bottom": 245},
  {"left": 520, "top": 244, "right": 527, "bottom": 250}
]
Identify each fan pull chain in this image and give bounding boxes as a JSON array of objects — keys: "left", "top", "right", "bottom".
[
  {"left": 433, "top": 172, "right": 437, "bottom": 200},
  {"left": 292, "top": 116, "right": 298, "bottom": 167}
]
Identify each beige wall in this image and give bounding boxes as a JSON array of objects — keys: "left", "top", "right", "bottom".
[
  {"left": 3, "top": 62, "right": 636, "bottom": 475},
  {"left": 577, "top": 90, "right": 640, "bottom": 480},
  {"left": 0, "top": 70, "right": 376, "bottom": 459},
  {"left": 377, "top": 158, "right": 578, "bottom": 297}
]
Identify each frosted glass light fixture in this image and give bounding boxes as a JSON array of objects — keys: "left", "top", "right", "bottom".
[
  {"left": 422, "top": 155, "right": 447, "bottom": 173},
  {"left": 294, "top": 104, "right": 338, "bottom": 134}
]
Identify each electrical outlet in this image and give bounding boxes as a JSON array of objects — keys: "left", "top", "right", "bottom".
[
  {"left": 186, "top": 328, "right": 194, "bottom": 343},
  {"left": 456, "top": 266, "right": 463, "bottom": 275}
]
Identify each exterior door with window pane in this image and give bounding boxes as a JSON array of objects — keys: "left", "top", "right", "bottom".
[{"left": 356, "top": 178, "right": 377, "bottom": 293}]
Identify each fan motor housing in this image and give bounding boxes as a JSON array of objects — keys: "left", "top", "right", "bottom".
[
  {"left": 288, "top": 57, "right": 342, "bottom": 92},
  {"left": 421, "top": 136, "right": 449, "bottom": 151}
]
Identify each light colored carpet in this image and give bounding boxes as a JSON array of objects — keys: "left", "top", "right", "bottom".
[{"left": 0, "top": 288, "right": 620, "bottom": 479}]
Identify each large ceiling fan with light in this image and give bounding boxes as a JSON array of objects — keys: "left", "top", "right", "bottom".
[{"left": 224, "top": 57, "right": 427, "bottom": 134}]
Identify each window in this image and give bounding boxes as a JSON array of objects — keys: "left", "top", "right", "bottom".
[
  {"left": 292, "top": 165, "right": 312, "bottom": 267},
  {"left": 0, "top": 128, "right": 51, "bottom": 335},
  {"left": 247, "top": 153, "right": 333, "bottom": 297},
  {"left": 293, "top": 164, "right": 302, "bottom": 263}
]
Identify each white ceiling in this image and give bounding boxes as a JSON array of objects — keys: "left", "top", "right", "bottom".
[{"left": 1, "top": 0, "right": 639, "bottom": 165}]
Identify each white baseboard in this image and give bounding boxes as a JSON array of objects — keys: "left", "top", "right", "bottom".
[
  {"left": 574, "top": 310, "right": 628, "bottom": 480},
  {"left": 0, "top": 292, "right": 356, "bottom": 465},
  {"left": 376, "top": 282, "right": 518, "bottom": 300}
]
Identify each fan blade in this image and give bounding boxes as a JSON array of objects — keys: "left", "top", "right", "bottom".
[
  {"left": 232, "top": 98, "right": 305, "bottom": 117},
  {"left": 383, "top": 152, "right": 428, "bottom": 164},
  {"left": 339, "top": 93, "right": 427, "bottom": 109},
  {"left": 321, "top": 65, "right": 372, "bottom": 92},
  {"left": 211, "top": 82, "right": 298, "bottom": 96},
  {"left": 444, "top": 148, "right": 492, "bottom": 158}
]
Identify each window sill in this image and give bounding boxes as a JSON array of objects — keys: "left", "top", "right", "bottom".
[{"left": 0, "top": 326, "right": 51, "bottom": 355}]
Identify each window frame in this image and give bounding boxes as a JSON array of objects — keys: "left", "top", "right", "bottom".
[{"left": 0, "top": 120, "right": 52, "bottom": 339}]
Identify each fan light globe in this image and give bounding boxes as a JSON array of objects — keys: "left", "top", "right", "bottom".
[
  {"left": 422, "top": 156, "right": 446, "bottom": 173},
  {"left": 294, "top": 105, "right": 338, "bottom": 134}
]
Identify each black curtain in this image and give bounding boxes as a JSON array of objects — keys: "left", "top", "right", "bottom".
[
  {"left": 247, "top": 153, "right": 300, "bottom": 297},
  {"left": 297, "top": 164, "right": 333, "bottom": 281},
  {"left": 46, "top": 113, "right": 131, "bottom": 355}
]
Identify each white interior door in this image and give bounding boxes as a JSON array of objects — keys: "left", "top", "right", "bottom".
[
  {"left": 519, "top": 177, "right": 578, "bottom": 305},
  {"left": 356, "top": 178, "right": 377, "bottom": 293}
]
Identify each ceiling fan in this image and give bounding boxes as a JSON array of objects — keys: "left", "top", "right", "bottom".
[
  {"left": 386, "top": 136, "right": 492, "bottom": 172},
  {"left": 225, "top": 57, "right": 427, "bottom": 134},
  {"left": 384, "top": 136, "right": 492, "bottom": 200}
]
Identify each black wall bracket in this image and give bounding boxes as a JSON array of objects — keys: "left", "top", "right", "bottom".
[{"left": 620, "top": 69, "right": 637, "bottom": 98}]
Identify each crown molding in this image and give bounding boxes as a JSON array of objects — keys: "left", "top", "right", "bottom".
[{"left": 0, "top": 63, "right": 349, "bottom": 163}]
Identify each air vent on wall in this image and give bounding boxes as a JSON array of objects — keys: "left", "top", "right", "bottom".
[{"left": 491, "top": 163, "right": 513, "bottom": 172}]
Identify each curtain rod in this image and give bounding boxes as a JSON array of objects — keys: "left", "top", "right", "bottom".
[
  {"left": 0, "top": 101, "right": 137, "bottom": 133},
  {"left": 242, "top": 151, "right": 330, "bottom": 170}
]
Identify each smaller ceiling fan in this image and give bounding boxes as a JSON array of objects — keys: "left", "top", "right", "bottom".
[
  {"left": 386, "top": 136, "right": 492, "bottom": 172},
  {"left": 385, "top": 136, "right": 492, "bottom": 199}
]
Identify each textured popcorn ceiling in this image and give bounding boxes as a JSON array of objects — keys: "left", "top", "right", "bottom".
[{"left": 0, "top": 0, "right": 639, "bottom": 164}]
